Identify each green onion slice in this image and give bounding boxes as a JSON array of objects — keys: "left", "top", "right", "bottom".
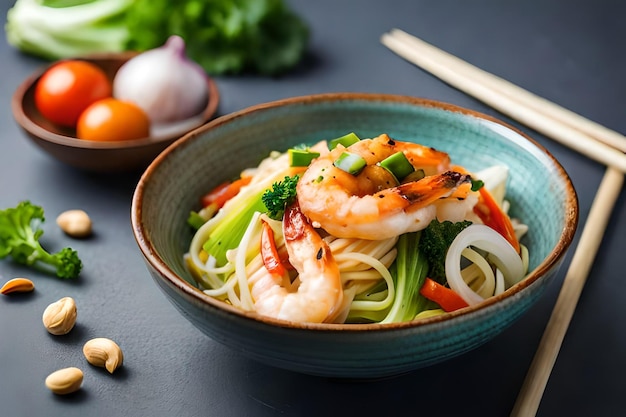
[
  {"left": 379, "top": 152, "right": 415, "bottom": 181},
  {"left": 403, "top": 169, "right": 426, "bottom": 183},
  {"left": 329, "top": 132, "right": 361, "bottom": 150},
  {"left": 289, "top": 148, "right": 320, "bottom": 167},
  {"left": 334, "top": 152, "right": 367, "bottom": 175}
]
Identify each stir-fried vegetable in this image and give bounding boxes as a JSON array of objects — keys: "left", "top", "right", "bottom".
[
  {"left": 445, "top": 224, "right": 525, "bottom": 305},
  {"left": 201, "top": 177, "right": 253, "bottom": 210},
  {"left": 202, "top": 186, "right": 267, "bottom": 266},
  {"left": 419, "top": 278, "right": 469, "bottom": 312},
  {"left": 260, "top": 220, "right": 289, "bottom": 277},
  {"left": 381, "top": 232, "right": 430, "bottom": 323},
  {"left": 334, "top": 152, "right": 367, "bottom": 175},
  {"left": 184, "top": 136, "right": 530, "bottom": 324},
  {"left": 262, "top": 175, "right": 299, "bottom": 221},
  {"left": 328, "top": 132, "right": 360, "bottom": 150},
  {"left": 419, "top": 220, "right": 473, "bottom": 283},
  {"left": 473, "top": 186, "right": 520, "bottom": 253},
  {"left": 379, "top": 151, "right": 415, "bottom": 182}
]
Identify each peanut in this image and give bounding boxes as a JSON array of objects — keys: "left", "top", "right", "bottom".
[
  {"left": 56, "top": 209, "right": 92, "bottom": 238},
  {"left": 42, "top": 297, "right": 77, "bottom": 335},
  {"left": 45, "top": 367, "right": 83, "bottom": 395},
  {"left": 83, "top": 337, "right": 124, "bottom": 373},
  {"left": 0, "top": 277, "right": 35, "bottom": 295}
]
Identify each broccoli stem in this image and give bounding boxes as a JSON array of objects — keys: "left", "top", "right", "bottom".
[
  {"left": 381, "top": 232, "right": 431, "bottom": 323},
  {"left": 200, "top": 156, "right": 295, "bottom": 269},
  {"left": 202, "top": 190, "right": 267, "bottom": 267}
]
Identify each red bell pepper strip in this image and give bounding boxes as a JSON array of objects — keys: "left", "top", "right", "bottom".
[
  {"left": 419, "top": 278, "right": 469, "bottom": 312},
  {"left": 200, "top": 176, "right": 252, "bottom": 209},
  {"left": 261, "top": 221, "right": 288, "bottom": 277},
  {"left": 473, "top": 186, "right": 520, "bottom": 253}
]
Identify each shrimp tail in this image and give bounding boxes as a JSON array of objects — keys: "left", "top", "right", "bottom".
[
  {"left": 397, "top": 171, "right": 472, "bottom": 210},
  {"left": 282, "top": 203, "right": 343, "bottom": 323},
  {"left": 283, "top": 202, "right": 337, "bottom": 279}
]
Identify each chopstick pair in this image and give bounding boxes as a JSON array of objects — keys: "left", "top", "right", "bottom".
[{"left": 381, "top": 28, "right": 625, "bottom": 417}]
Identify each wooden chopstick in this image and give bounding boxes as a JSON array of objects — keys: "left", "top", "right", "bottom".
[
  {"left": 381, "top": 29, "right": 625, "bottom": 416},
  {"left": 381, "top": 29, "right": 626, "bottom": 170},
  {"left": 510, "top": 166, "right": 623, "bottom": 416},
  {"left": 383, "top": 29, "right": 626, "bottom": 153}
]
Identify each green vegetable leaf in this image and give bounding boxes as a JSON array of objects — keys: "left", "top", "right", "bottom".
[
  {"left": 125, "top": 0, "right": 309, "bottom": 75},
  {"left": 0, "top": 201, "right": 82, "bottom": 279},
  {"left": 6, "top": 0, "right": 309, "bottom": 75}
]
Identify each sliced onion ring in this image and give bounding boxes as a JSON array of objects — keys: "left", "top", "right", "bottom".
[{"left": 445, "top": 224, "right": 524, "bottom": 305}]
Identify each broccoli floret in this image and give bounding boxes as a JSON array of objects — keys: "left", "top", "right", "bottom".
[
  {"left": 419, "top": 219, "right": 472, "bottom": 283},
  {"left": 0, "top": 201, "right": 82, "bottom": 279},
  {"left": 262, "top": 175, "right": 299, "bottom": 220}
]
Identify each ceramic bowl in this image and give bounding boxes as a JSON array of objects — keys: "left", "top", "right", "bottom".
[
  {"left": 131, "top": 93, "right": 578, "bottom": 378},
  {"left": 11, "top": 52, "right": 219, "bottom": 173}
]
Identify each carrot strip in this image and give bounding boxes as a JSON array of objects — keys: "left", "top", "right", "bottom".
[
  {"left": 200, "top": 176, "right": 252, "bottom": 209},
  {"left": 419, "top": 278, "right": 469, "bottom": 312},
  {"left": 473, "top": 186, "right": 521, "bottom": 253},
  {"left": 261, "top": 221, "right": 288, "bottom": 277}
]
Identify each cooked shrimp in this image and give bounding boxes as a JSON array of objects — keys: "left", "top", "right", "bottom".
[
  {"left": 250, "top": 204, "right": 343, "bottom": 323},
  {"left": 297, "top": 133, "right": 476, "bottom": 240},
  {"left": 344, "top": 133, "right": 451, "bottom": 175}
]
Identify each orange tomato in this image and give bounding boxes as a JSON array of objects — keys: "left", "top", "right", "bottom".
[
  {"left": 76, "top": 98, "right": 150, "bottom": 142},
  {"left": 34, "top": 60, "right": 112, "bottom": 127}
]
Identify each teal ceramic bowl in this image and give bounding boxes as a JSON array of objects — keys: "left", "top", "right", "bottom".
[{"left": 131, "top": 93, "right": 578, "bottom": 378}]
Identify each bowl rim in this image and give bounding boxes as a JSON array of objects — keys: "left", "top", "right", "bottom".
[
  {"left": 11, "top": 53, "right": 220, "bottom": 150},
  {"left": 131, "top": 92, "right": 578, "bottom": 332}
]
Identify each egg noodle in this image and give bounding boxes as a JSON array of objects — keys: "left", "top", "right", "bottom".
[{"left": 185, "top": 134, "right": 529, "bottom": 324}]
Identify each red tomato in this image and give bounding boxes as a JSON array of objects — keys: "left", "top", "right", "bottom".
[
  {"left": 76, "top": 98, "right": 150, "bottom": 142},
  {"left": 34, "top": 60, "right": 112, "bottom": 127}
]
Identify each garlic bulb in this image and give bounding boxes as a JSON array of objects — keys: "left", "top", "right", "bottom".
[{"left": 113, "top": 35, "right": 208, "bottom": 124}]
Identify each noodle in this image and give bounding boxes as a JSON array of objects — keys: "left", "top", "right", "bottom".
[{"left": 184, "top": 137, "right": 531, "bottom": 324}]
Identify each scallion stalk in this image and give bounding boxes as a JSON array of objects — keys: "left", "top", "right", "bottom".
[
  {"left": 379, "top": 151, "right": 415, "bottom": 182},
  {"left": 329, "top": 132, "right": 360, "bottom": 150},
  {"left": 288, "top": 148, "right": 320, "bottom": 167},
  {"left": 334, "top": 152, "right": 367, "bottom": 175}
]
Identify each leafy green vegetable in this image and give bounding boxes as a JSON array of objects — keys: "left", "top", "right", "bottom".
[
  {"left": 262, "top": 175, "right": 299, "bottom": 220},
  {"left": 0, "top": 201, "right": 82, "bottom": 279},
  {"left": 419, "top": 219, "right": 473, "bottom": 283},
  {"left": 381, "top": 232, "right": 431, "bottom": 323},
  {"left": 126, "top": 0, "right": 310, "bottom": 75},
  {"left": 5, "top": 0, "right": 309, "bottom": 75},
  {"left": 5, "top": 0, "right": 133, "bottom": 60}
]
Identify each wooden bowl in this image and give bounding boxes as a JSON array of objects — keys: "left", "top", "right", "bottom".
[{"left": 11, "top": 52, "right": 219, "bottom": 173}]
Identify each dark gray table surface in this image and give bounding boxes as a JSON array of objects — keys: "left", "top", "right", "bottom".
[{"left": 1, "top": 1, "right": 624, "bottom": 416}]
